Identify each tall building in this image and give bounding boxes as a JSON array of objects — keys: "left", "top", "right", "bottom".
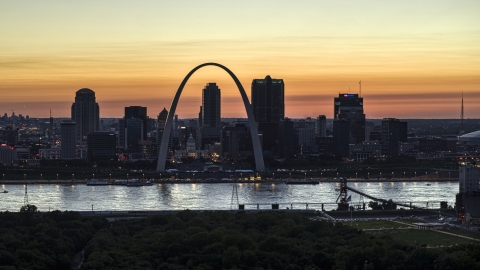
[
  {"left": 60, "top": 120, "right": 76, "bottom": 159},
  {"left": 221, "top": 124, "right": 253, "bottom": 163},
  {"left": 381, "top": 118, "right": 407, "bottom": 157},
  {"left": 251, "top": 75, "right": 285, "bottom": 152},
  {"left": 201, "top": 83, "right": 221, "bottom": 127},
  {"left": 333, "top": 93, "right": 365, "bottom": 157},
  {"left": 125, "top": 106, "right": 148, "bottom": 139},
  {"left": 71, "top": 88, "right": 99, "bottom": 142},
  {"left": 87, "top": 132, "right": 117, "bottom": 162},
  {"left": 456, "top": 162, "right": 480, "bottom": 222},
  {"left": 316, "top": 115, "right": 327, "bottom": 137}
]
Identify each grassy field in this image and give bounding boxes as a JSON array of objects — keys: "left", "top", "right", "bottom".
[
  {"left": 390, "top": 229, "right": 475, "bottom": 247},
  {"left": 344, "top": 219, "right": 480, "bottom": 247}
]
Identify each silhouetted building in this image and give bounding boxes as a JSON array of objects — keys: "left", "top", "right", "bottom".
[
  {"left": 125, "top": 117, "right": 143, "bottom": 152},
  {"left": 221, "top": 124, "right": 253, "bottom": 163},
  {"left": 0, "top": 126, "right": 19, "bottom": 145},
  {"left": 316, "top": 115, "right": 327, "bottom": 137},
  {"left": 87, "top": 132, "right": 117, "bottom": 162},
  {"left": 201, "top": 83, "right": 221, "bottom": 127},
  {"left": 316, "top": 136, "right": 334, "bottom": 155},
  {"left": 71, "top": 88, "right": 99, "bottom": 142},
  {"left": 251, "top": 75, "right": 285, "bottom": 152},
  {"left": 278, "top": 118, "right": 295, "bottom": 159},
  {"left": 381, "top": 118, "right": 407, "bottom": 157},
  {"left": 333, "top": 93, "right": 365, "bottom": 157},
  {"left": 60, "top": 121, "right": 76, "bottom": 159},
  {"left": 125, "top": 106, "right": 148, "bottom": 139}
]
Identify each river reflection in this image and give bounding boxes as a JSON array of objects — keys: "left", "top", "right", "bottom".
[{"left": 0, "top": 182, "right": 457, "bottom": 212}]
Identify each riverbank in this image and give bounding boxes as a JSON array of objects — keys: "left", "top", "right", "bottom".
[{"left": 0, "top": 178, "right": 458, "bottom": 185}]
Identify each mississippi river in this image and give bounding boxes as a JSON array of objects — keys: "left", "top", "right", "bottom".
[{"left": 0, "top": 181, "right": 457, "bottom": 212}]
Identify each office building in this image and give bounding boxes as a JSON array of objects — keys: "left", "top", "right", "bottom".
[
  {"left": 251, "top": 75, "right": 285, "bottom": 152},
  {"left": 333, "top": 93, "right": 365, "bottom": 157},
  {"left": 381, "top": 118, "right": 407, "bottom": 157},
  {"left": 87, "top": 132, "right": 117, "bottom": 162},
  {"left": 71, "top": 88, "right": 99, "bottom": 142},
  {"left": 125, "top": 106, "right": 148, "bottom": 139},
  {"left": 125, "top": 117, "right": 143, "bottom": 152},
  {"left": 456, "top": 162, "right": 480, "bottom": 222},
  {"left": 60, "top": 120, "right": 76, "bottom": 159},
  {"left": 316, "top": 115, "right": 327, "bottom": 137},
  {"left": 201, "top": 83, "right": 221, "bottom": 127},
  {"left": 221, "top": 124, "right": 253, "bottom": 163}
]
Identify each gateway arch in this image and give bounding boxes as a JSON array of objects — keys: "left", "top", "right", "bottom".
[{"left": 156, "top": 62, "right": 265, "bottom": 172}]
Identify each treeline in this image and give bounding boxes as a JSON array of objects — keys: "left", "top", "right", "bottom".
[
  {"left": 0, "top": 206, "right": 108, "bottom": 270},
  {"left": 1, "top": 209, "right": 479, "bottom": 269},
  {"left": 82, "top": 211, "right": 480, "bottom": 270}
]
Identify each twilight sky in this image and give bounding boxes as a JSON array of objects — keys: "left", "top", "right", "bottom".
[{"left": 1, "top": 1, "right": 479, "bottom": 119}]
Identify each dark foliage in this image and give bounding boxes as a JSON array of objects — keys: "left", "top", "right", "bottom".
[
  {"left": 0, "top": 207, "right": 108, "bottom": 270},
  {"left": 81, "top": 211, "right": 480, "bottom": 270}
]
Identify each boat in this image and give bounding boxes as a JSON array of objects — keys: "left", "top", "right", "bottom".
[
  {"left": 86, "top": 179, "right": 108, "bottom": 186},
  {"left": 126, "top": 179, "right": 153, "bottom": 186},
  {"left": 286, "top": 180, "right": 319, "bottom": 185},
  {"left": 115, "top": 179, "right": 128, "bottom": 185},
  {"left": 2, "top": 190, "right": 7, "bottom": 193}
]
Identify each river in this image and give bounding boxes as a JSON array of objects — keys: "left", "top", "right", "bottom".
[{"left": 0, "top": 181, "right": 457, "bottom": 212}]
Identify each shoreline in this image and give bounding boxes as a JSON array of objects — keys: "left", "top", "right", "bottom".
[{"left": 0, "top": 178, "right": 458, "bottom": 185}]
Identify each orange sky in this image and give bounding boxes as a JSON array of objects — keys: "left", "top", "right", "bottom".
[{"left": 1, "top": 1, "right": 479, "bottom": 119}]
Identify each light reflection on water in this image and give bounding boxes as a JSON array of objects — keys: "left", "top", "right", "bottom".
[{"left": 0, "top": 182, "right": 457, "bottom": 212}]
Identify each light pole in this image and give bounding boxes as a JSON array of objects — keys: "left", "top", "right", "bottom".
[
  {"left": 355, "top": 172, "right": 357, "bottom": 181},
  {"left": 415, "top": 172, "right": 417, "bottom": 179},
  {"left": 449, "top": 171, "right": 451, "bottom": 179},
  {"left": 273, "top": 173, "right": 275, "bottom": 181},
  {"left": 127, "top": 174, "right": 129, "bottom": 180},
  {"left": 403, "top": 172, "right": 405, "bottom": 180},
  {"left": 193, "top": 173, "right": 195, "bottom": 181},
  {"left": 425, "top": 172, "right": 427, "bottom": 179},
  {"left": 72, "top": 174, "right": 74, "bottom": 180},
  {"left": 56, "top": 173, "right": 58, "bottom": 181},
  {"left": 289, "top": 173, "right": 291, "bottom": 180},
  {"left": 143, "top": 173, "right": 145, "bottom": 180},
  {"left": 159, "top": 173, "right": 162, "bottom": 180},
  {"left": 109, "top": 174, "right": 111, "bottom": 180},
  {"left": 24, "top": 174, "right": 26, "bottom": 181},
  {"left": 240, "top": 173, "right": 243, "bottom": 181},
  {"left": 304, "top": 172, "right": 306, "bottom": 180},
  {"left": 40, "top": 174, "right": 42, "bottom": 181},
  {"left": 392, "top": 172, "right": 394, "bottom": 179},
  {"left": 336, "top": 172, "right": 339, "bottom": 179},
  {"left": 92, "top": 173, "right": 94, "bottom": 179},
  {"left": 436, "top": 171, "right": 438, "bottom": 179},
  {"left": 2, "top": 174, "right": 4, "bottom": 181},
  {"left": 367, "top": 172, "right": 369, "bottom": 179},
  {"left": 321, "top": 172, "right": 323, "bottom": 180},
  {"left": 380, "top": 172, "right": 382, "bottom": 179}
]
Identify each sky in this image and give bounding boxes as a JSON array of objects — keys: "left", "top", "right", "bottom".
[{"left": 1, "top": 1, "right": 479, "bottom": 119}]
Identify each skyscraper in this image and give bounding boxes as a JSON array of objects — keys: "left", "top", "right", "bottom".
[
  {"left": 316, "top": 115, "right": 327, "bottom": 137},
  {"left": 252, "top": 75, "right": 284, "bottom": 123},
  {"left": 125, "top": 106, "right": 148, "bottom": 139},
  {"left": 60, "top": 120, "right": 76, "bottom": 159},
  {"left": 333, "top": 93, "right": 365, "bottom": 157},
  {"left": 381, "top": 118, "right": 407, "bottom": 157},
  {"left": 251, "top": 75, "right": 285, "bottom": 152},
  {"left": 71, "top": 88, "right": 99, "bottom": 142},
  {"left": 201, "top": 83, "right": 221, "bottom": 127}
]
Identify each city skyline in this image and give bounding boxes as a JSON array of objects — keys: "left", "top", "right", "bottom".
[{"left": 1, "top": 1, "right": 479, "bottom": 119}]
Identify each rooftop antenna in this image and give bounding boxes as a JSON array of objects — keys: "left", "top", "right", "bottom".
[
  {"left": 460, "top": 92, "right": 465, "bottom": 135},
  {"left": 359, "top": 81, "right": 362, "bottom": 97}
]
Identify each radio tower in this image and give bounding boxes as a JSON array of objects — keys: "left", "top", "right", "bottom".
[
  {"left": 24, "top": 184, "right": 29, "bottom": 206},
  {"left": 460, "top": 92, "right": 465, "bottom": 135}
]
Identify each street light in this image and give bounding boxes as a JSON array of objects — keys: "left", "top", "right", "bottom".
[
  {"left": 415, "top": 172, "right": 417, "bottom": 179},
  {"left": 24, "top": 174, "right": 26, "bottom": 181},
  {"left": 56, "top": 174, "right": 58, "bottom": 180},
  {"left": 367, "top": 172, "right": 369, "bottom": 179},
  {"left": 392, "top": 172, "right": 394, "bottom": 179},
  {"left": 241, "top": 173, "right": 243, "bottom": 181},
  {"left": 109, "top": 174, "right": 111, "bottom": 180},
  {"left": 449, "top": 171, "right": 451, "bottom": 179},
  {"left": 40, "top": 174, "right": 42, "bottom": 181},
  {"left": 355, "top": 172, "right": 357, "bottom": 181},
  {"left": 425, "top": 172, "right": 427, "bottom": 179},
  {"left": 143, "top": 173, "right": 145, "bottom": 180},
  {"left": 403, "top": 172, "right": 405, "bottom": 180},
  {"left": 72, "top": 174, "right": 74, "bottom": 180},
  {"left": 92, "top": 173, "right": 94, "bottom": 179},
  {"left": 304, "top": 172, "right": 306, "bottom": 180},
  {"left": 193, "top": 173, "right": 195, "bottom": 181},
  {"left": 380, "top": 172, "right": 382, "bottom": 179},
  {"left": 289, "top": 173, "right": 292, "bottom": 180},
  {"left": 127, "top": 173, "right": 129, "bottom": 180},
  {"left": 273, "top": 173, "right": 275, "bottom": 181},
  {"left": 321, "top": 172, "right": 323, "bottom": 180},
  {"left": 2, "top": 174, "right": 4, "bottom": 181},
  {"left": 436, "top": 171, "right": 438, "bottom": 179},
  {"left": 336, "top": 172, "right": 339, "bottom": 179}
]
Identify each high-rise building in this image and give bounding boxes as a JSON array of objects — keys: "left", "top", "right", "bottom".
[
  {"left": 201, "top": 83, "right": 221, "bottom": 127},
  {"left": 251, "top": 75, "right": 285, "bottom": 152},
  {"left": 316, "top": 115, "right": 327, "bottom": 137},
  {"left": 221, "top": 124, "right": 253, "bottom": 163},
  {"left": 125, "top": 118, "right": 143, "bottom": 152},
  {"left": 71, "top": 88, "right": 99, "bottom": 142},
  {"left": 381, "top": 118, "right": 407, "bottom": 157},
  {"left": 252, "top": 75, "right": 284, "bottom": 123},
  {"left": 333, "top": 93, "right": 365, "bottom": 157},
  {"left": 60, "top": 120, "right": 76, "bottom": 159},
  {"left": 87, "top": 132, "right": 117, "bottom": 162},
  {"left": 125, "top": 106, "right": 148, "bottom": 139}
]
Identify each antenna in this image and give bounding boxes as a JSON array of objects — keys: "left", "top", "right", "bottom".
[
  {"left": 359, "top": 81, "right": 362, "bottom": 97},
  {"left": 460, "top": 92, "right": 465, "bottom": 134},
  {"left": 24, "top": 184, "right": 29, "bottom": 206}
]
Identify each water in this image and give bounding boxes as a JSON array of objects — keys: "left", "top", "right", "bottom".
[{"left": 0, "top": 181, "right": 457, "bottom": 212}]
